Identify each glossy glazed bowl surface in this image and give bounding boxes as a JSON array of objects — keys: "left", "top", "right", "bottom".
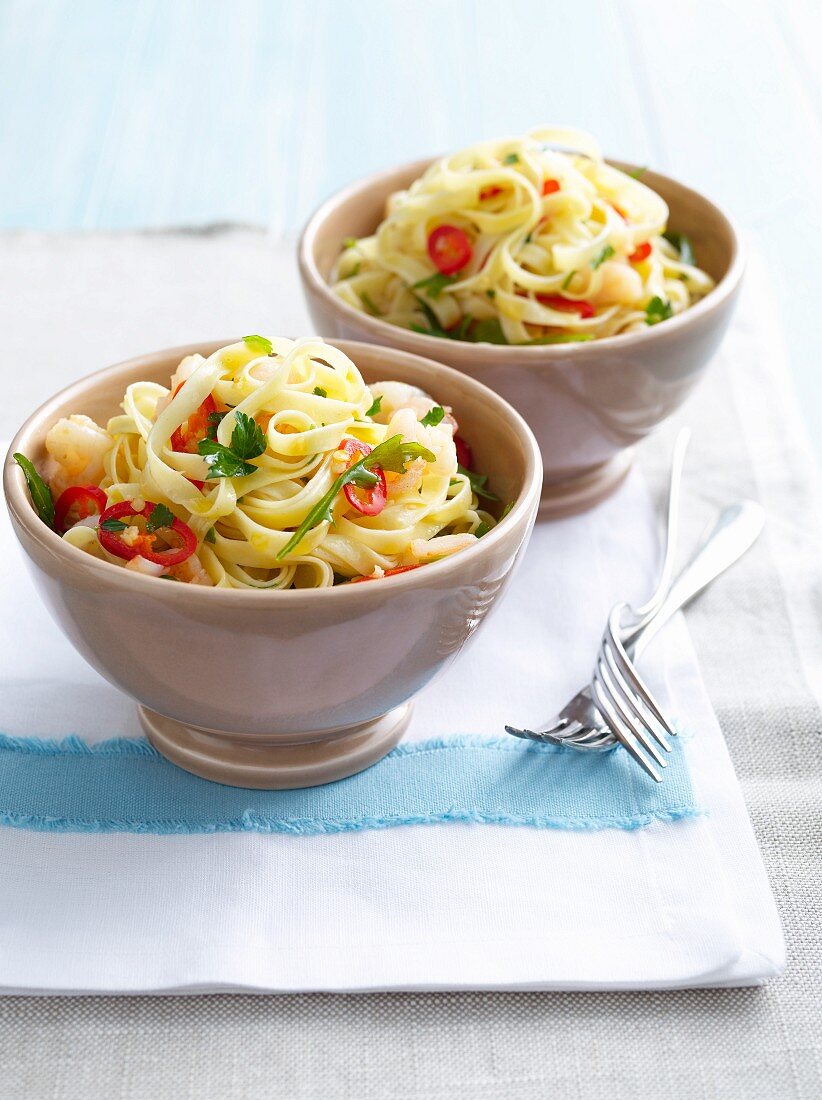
[
  {"left": 4, "top": 340, "right": 541, "bottom": 788},
  {"left": 299, "top": 158, "right": 744, "bottom": 515}
]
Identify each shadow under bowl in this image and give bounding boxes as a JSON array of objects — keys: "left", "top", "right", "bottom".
[
  {"left": 4, "top": 339, "right": 541, "bottom": 789},
  {"left": 299, "top": 157, "right": 745, "bottom": 517}
]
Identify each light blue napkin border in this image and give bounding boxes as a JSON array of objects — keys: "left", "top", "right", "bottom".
[{"left": 0, "top": 732, "right": 701, "bottom": 836}]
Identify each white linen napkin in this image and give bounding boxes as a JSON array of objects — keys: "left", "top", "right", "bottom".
[{"left": 0, "top": 461, "right": 784, "bottom": 993}]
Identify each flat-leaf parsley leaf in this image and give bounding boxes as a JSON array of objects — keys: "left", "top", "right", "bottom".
[
  {"left": 662, "top": 231, "right": 696, "bottom": 266},
  {"left": 243, "top": 335, "right": 273, "bottom": 356},
  {"left": 411, "top": 272, "right": 457, "bottom": 299},
  {"left": 458, "top": 464, "right": 500, "bottom": 502},
  {"left": 645, "top": 296, "right": 673, "bottom": 326},
  {"left": 198, "top": 410, "right": 266, "bottom": 479},
  {"left": 420, "top": 405, "right": 445, "bottom": 428},
  {"left": 146, "top": 503, "right": 175, "bottom": 533}
]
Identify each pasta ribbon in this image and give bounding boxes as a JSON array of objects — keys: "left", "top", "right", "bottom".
[
  {"left": 45, "top": 337, "right": 495, "bottom": 588},
  {"left": 332, "top": 126, "right": 714, "bottom": 343}
]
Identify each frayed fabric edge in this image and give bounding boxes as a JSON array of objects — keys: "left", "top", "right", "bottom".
[
  {"left": 0, "top": 805, "right": 706, "bottom": 837},
  {"left": 0, "top": 732, "right": 581, "bottom": 760}
]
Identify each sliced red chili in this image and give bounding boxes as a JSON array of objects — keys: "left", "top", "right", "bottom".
[
  {"left": 542, "top": 178, "right": 560, "bottom": 195},
  {"left": 427, "top": 225, "right": 473, "bottom": 276},
  {"left": 351, "top": 565, "right": 421, "bottom": 583},
  {"left": 338, "top": 438, "right": 387, "bottom": 517},
  {"left": 169, "top": 382, "right": 217, "bottom": 454},
  {"left": 611, "top": 202, "right": 628, "bottom": 221},
  {"left": 54, "top": 485, "right": 107, "bottom": 534},
  {"left": 98, "top": 500, "right": 197, "bottom": 567},
  {"left": 480, "top": 185, "right": 503, "bottom": 201},
  {"left": 536, "top": 294, "right": 596, "bottom": 319},
  {"left": 454, "top": 435, "right": 473, "bottom": 470},
  {"left": 629, "top": 242, "right": 652, "bottom": 264}
]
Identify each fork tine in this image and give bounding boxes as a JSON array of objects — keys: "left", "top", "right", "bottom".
[
  {"left": 606, "top": 611, "right": 676, "bottom": 738},
  {"left": 601, "top": 641, "right": 672, "bottom": 754},
  {"left": 564, "top": 729, "right": 616, "bottom": 751},
  {"left": 505, "top": 716, "right": 571, "bottom": 741},
  {"left": 591, "top": 677, "right": 662, "bottom": 782},
  {"left": 596, "top": 655, "right": 668, "bottom": 768}
]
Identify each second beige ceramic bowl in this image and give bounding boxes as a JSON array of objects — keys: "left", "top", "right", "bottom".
[
  {"left": 299, "top": 157, "right": 745, "bottom": 516},
  {"left": 4, "top": 340, "right": 541, "bottom": 790}
]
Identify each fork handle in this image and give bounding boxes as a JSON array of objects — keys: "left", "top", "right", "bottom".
[{"left": 624, "top": 501, "right": 765, "bottom": 658}]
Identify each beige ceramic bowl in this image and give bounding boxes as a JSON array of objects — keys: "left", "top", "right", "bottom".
[
  {"left": 299, "top": 157, "right": 744, "bottom": 516},
  {"left": 4, "top": 339, "right": 541, "bottom": 789}
]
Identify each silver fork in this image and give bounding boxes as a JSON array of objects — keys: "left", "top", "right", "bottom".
[{"left": 506, "top": 499, "right": 765, "bottom": 780}]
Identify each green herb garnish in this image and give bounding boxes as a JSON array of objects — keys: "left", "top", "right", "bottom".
[
  {"left": 458, "top": 464, "right": 500, "bottom": 502},
  {"left": 592, "top": 244, "right": 615, "bottom": 269},
  {"left": 522, "top": 333, "right": 595, "bottom": 345},
  {"left": 277, "top": 434, "right": 436, "bottom": 559},
  {"left": 146, "top": 503, "right": 175, "bottom": 533},
  {"left": 561, "top": 270, "right": 577, "bottom": 290},
  {"left": 454, "top": 314, "right": 474, "bottom": 340},
  {"left": 411, "top": 272, "right": 457, "bottom": 299},
  {"left": 486, "top": 289, "right": 496, "bottom": 299},
  {"left": 343, "top": 237, "right": 358, "bottom": 249},
  {"left": 343, "top": 262, "right": 361, "bottom": 279},
  {"left": 359, "top": 291, "right": 381, "bottom": 316},
  {"left": 100, "top": 517, "right": 128, "bottom": 533},
  {"left": 206, "top": 410, "right": 228, "bottom": 441},
  {"left": 503, "top": 153, "right": 520, "bottom": 165},
  {"left": 500, "top": 501, "right": 514, "bottom": 520},
  {"left": 243, "top": 334, "right": 273, "bottom": 356},
  {"left": 474, "top": 520, "right": 490, "bottom": 538},
  {"left": 471, "top": 318, "right": 508, "bottom": 345},
  {"left": 313, "top": 386, "right": 328, "bottom": 398},
  {"left": 629, "top": 166, "right": 647, "bottom": 179},
  {"left": 421, "top": 405, "right": 445, "bottom": 428},
  {"left": 198, "top": 410, "right": 266, "bottom": 479},
  {"left": 645, "top": 296, "right": 673, "bottom": 326},
  {"left": 12, "top": 453, "right": 54, "bottom": 529},
  {"left": 662, "top": 231, "right": 696, "bottom": 266},
  {"left": 411, "top": 296, "right": 451, "bottom": 339},
  {"left": 365, "top": 394, "right": 382, "bottom": 417},
  {"left": 204, "top": 526, "right": 216, "bottom": 544}
]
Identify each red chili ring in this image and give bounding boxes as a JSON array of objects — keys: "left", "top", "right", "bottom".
[
  {"left": 54, "top": 485, "right": 107, "bottom": 535},
  {"left": 427, "top": 225, "right": 473, "bottom": 276},
  {"left": 338, "top": 438, "right": 387, "bottom": 517},
  {"left": 98, "top": 500, "right": 197, "bottom": 566},
  {"left": 535, "top": 294, "right": 595, "bottom": 319}
]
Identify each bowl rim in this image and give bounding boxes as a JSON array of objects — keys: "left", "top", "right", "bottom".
[
  {"left": 4, "top": 338, "right": 542, "bottom": 604},
  {"left": 298, "top": 154, "right": 746, "bottom": 360}
]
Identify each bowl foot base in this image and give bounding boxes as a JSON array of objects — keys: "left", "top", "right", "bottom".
[
  {"left": 540, "top": 450, "right": 633, "bottom": 519},
  {"left": 138, "top": 703, "right": 413, "bottom": 789}
]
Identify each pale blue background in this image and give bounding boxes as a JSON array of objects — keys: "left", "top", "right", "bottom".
[{"left": 1, "top": 0, "right": 819, "bottom": 453}]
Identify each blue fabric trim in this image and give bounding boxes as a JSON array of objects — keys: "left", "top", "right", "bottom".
[{"left": 0, "top": 732, "right": 701, "bottom": 837}]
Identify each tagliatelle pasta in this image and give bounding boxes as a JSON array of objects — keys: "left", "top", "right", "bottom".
[
  {"left": 331, "top": 126, "right": 714, "bottom": 344},
  {"left": 18, "top": 337, "right": 497, "bottom": 589}
]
